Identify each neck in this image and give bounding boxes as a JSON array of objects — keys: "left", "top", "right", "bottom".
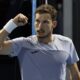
[{"left": 38, "top": 34, "right": 54, "bottom": 44}]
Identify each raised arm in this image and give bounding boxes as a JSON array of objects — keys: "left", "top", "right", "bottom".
[{"left": 0, "top": 13, "right": 28, "bottom": 55}]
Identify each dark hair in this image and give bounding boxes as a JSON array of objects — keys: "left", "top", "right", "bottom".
[{"left": 35, "top": 4, "right": 57, "bottom": 20}]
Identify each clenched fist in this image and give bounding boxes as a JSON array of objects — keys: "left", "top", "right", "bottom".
[{"left": 13, "top": 13, "right": 28, "bottom": 26}]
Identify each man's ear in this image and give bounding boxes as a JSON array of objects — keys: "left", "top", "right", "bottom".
[{"left": 52, "top": 21, "right": 57, "bottom": 29}]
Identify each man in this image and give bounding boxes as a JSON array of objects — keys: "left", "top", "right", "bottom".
[{"left": 0, "top": 4, "right": 80, "bottom": 80}]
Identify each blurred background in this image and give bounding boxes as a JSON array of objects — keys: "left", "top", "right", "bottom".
[{"left": 0, "top": 0, "right": 80, "bottom": 80}]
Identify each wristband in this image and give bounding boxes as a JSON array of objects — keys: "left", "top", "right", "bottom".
[{"left": 3, "top": 19, "right": 17, "bottom": 33}]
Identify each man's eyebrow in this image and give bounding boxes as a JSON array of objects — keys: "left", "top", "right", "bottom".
[{"left": 43, "top": 20, "right": 50, "bottom": 22}]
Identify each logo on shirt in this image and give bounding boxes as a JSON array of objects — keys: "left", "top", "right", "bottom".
[{"left": 31, "top": 50, "right": 39, "bottom": 54}]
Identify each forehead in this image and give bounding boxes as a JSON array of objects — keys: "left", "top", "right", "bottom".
[{"left": 35, "top": 13, "right": 52, "bottom": 20}]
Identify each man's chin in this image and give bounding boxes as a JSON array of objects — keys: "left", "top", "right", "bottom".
[
  {"left": 37, "top": 35, "right": 44, "bottom": 38},
  {"left": 37, "top": 34, "right": 44, "bottom": 38},
  {"left": 37, "top": 34, "right": 48, "bottom": 39},
  {"left": 37, "top": 32, "right": 51, "bottom": 38}
]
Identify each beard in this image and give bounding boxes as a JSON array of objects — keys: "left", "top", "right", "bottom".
[{"left": 37, "top": 30, "right": 52, "bottom": 39}]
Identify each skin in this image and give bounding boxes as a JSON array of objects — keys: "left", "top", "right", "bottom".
[{"left": 34, "top": 13, "right": 57, "bottom": 44}]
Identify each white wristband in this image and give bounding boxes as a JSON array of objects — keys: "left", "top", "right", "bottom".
[{"left": 3, "top": 19, "right": 17, "bottom": 33}]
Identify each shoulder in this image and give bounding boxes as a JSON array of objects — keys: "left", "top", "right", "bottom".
[
  {"left": 11, "top": 35, "right": 36, "bottom": 41},
  {"left": 11, "top": 35, "right": 37, "bottom": 48},
  {"left": 54, "top": 34, "right": 73, "bottom": 44},
  {"left": 26, "top": 35, "right": 37, "bottom": 40}
]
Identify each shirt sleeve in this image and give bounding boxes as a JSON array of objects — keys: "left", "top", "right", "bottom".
[
  {"left": 9, "top": 37, "right": 26, "bottom": 57},
  {"left": 67, "top": 40, "right": 79, "bottom": 64}
]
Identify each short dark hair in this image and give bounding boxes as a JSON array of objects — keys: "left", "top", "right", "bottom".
[{"left": 35, "top": 4, "right": 57, "bottom": 20}]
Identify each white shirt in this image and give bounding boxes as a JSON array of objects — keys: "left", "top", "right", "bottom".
[{"left": 10, "top": 34, "right": 79, "bottom": 80}]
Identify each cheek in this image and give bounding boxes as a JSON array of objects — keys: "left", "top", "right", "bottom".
[
  {"left": 34, "top": 22, "right": 37, "bottom": 27},
  {"left": 46, "top": 26, "right": 53, "bottom": 33},
  {"left": 50, "top": 24, "right": 53, "bottom": 30},
  {"left": 47, "top": 24, "right": 53, "bottom": 30},
  {"left": 45, "top": 26, "right": 51, "bottom": 32},
  {"left": 35, "top": 26, "right": 37, "bottom": 31},
  {"left": 34, "top": 23, "right": 38, "bottom": 29}
]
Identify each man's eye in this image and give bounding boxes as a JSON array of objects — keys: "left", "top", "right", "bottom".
[
  {"left": 43, "top": 21, "right": 49, "bottom": 23},
  {"left": 36, "top": 20, "right": 40, "bottom": 23}
]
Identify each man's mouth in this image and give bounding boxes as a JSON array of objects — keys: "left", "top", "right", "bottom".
[{"left": 37, "top": 30, "right": 45, "bottom": 33}]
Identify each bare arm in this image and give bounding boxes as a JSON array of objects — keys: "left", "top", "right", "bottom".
[
  {"left": 68, "top": 63, "right": 80, "bottom": 80},
  {"left": 0, "top": 13, "right": 28, "bottom": 55},
  {"left": 0, "top": 29, "right": 12, "bottom": 55}
]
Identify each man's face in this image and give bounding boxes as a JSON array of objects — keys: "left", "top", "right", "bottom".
[{"left": 35, "top": 13, "right": 56, "bottom": 38}]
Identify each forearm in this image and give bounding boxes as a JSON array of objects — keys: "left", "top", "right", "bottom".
[
  {"left": 0, "top": 13, "right": 27, "bottom": 55},
  {"left": 0, "top": 29, "right": 9, "bottom": 44},
  {"left": 71, "top": 71, "right": 80, "bottom": 80},
  {"left": 71, "top": 73, "right": 80, "bottom": 80},
  {"left": 70, "top": 64, "right": 80, "bottom": 80},
  {"left": 0, "top": 19, "right": 17, "bottom": 45},
  {"left": 0, "top": 13, "right": 28, "bottom": 45}
]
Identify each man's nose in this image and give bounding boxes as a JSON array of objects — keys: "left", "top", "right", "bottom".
[{"left": 38, "top": 23, "right": 43, "bottom": 29}]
